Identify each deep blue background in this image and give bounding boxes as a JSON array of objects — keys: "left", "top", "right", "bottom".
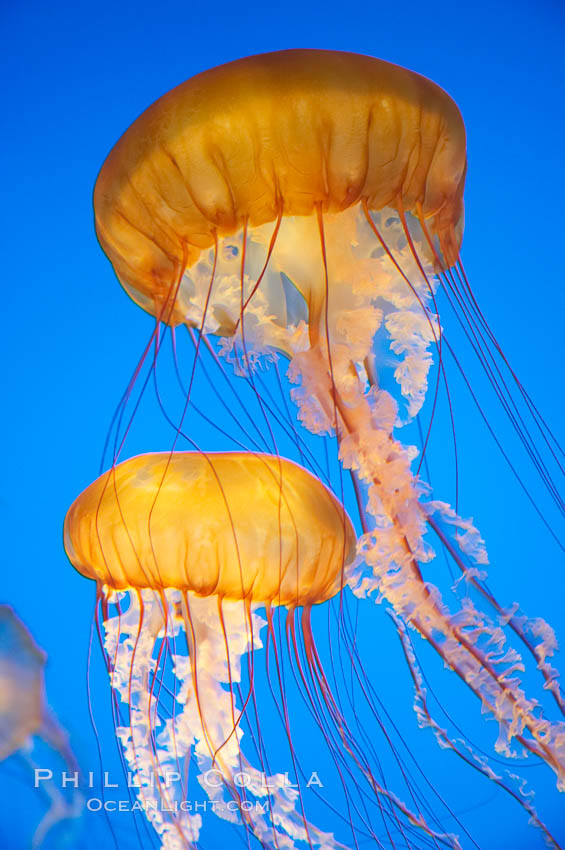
[{"left": 1, "top": 0, "right": 564, "bottom": 848}]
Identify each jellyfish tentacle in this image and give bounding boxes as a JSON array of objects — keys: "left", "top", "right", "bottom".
[
  {"left": 290, "top": 606, "right": 463, "bottom": 850},
  {"left": 267, "top": 605, "right": 376, "bottom": 850},
  {"left": 453, "top": 255, "right": 565, "bottom": 493},
  {"left": 103, "top": 243, "right": 190, "bottom": 473},
  {"left": 238, "top": 217, "right": 285, "bottom": 460},
  {"left": 343, "top": 412, "right": 565, "bottom": 785},
  {"left": 103, "top": 588, "right": 202, "bottom": 849},
  {"left": 284, "top": 605, "right": 410, "bottom": 848},
  {"left": 392, "top": 611, "right": 563, "bottom": 850},
  {"left": 288, "top": 608, "right": 386, "bottom": 848},
  {"left": 456, "top": 256, "right": 565, "bottom": 472},
  {"left": 329, "top": 591, "right": 483, "bottom": 847},
  {"left": 416, "top": 208, "right": 565, "bottom": 523},
  {"left": 182, "top": 593, "right": 349, "bottom": 849},
  {"left": 239, "top": 208, "right": 284, "bottom": 323},
  {"left": 426, "top": 511, "right": 565, "bottom": 717}
]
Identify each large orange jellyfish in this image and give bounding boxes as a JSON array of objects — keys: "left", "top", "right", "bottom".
[
  {"left": 91, "top": 50, "right": 564, "bottom": 845},
  {"left": 65, "top": 451, "right": 456, "bottom": 849}
]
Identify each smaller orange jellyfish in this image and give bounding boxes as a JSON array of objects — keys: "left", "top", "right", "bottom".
[
  {"left": 64, "top": 451, "right": 464, "bottom": 850},
  {"left": 0, "top": 605, "right": 83, "bottom": 848}
]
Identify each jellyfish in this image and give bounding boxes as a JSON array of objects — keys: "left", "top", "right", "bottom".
[
  {"left": 0, "top": 605, "right": 83, "bottom": 848},
  {"left": 90, "top": 50, "right": 564, "bottom": 844},
  {"left": 65, "top": 450, "right": 464, "bottom": 849}
]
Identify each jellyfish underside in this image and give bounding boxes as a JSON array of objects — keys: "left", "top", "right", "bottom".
[{"left": 89, "top": 50, "right": 565, "bottom": 848}]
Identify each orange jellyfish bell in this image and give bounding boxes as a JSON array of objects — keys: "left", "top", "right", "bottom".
[
  {"left": 94, "top": 49, "right": 466, "bottom": 325},
  {"left": 64, "top": 450, "right": 356, "bottom": 604}
]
